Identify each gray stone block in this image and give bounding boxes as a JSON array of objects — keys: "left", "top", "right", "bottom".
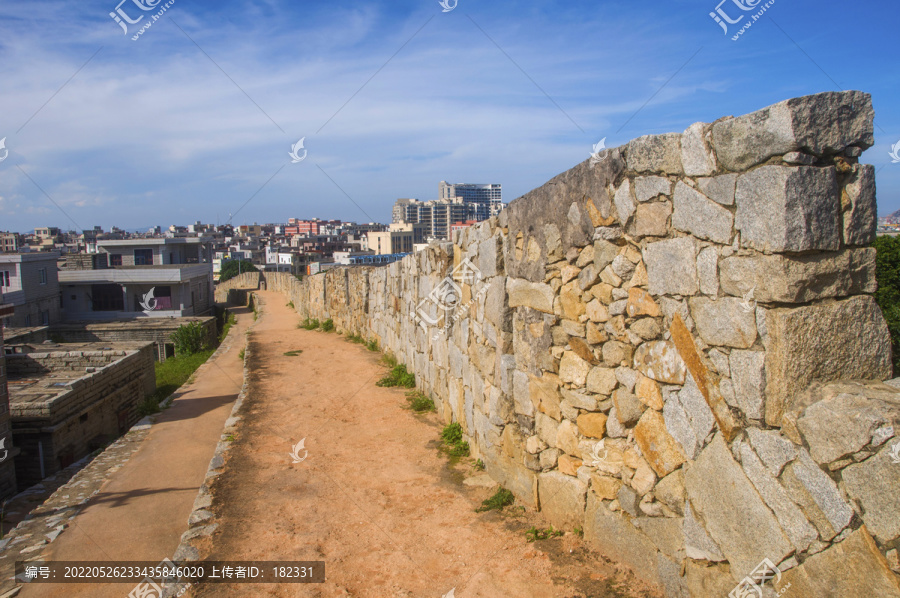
[
  {"left": 797, "top": 390, "right": 892, "bottom": 465},
  {"left": 634, "top": 176, "right": 672, "bottom": 202},
  {"left": 688, "top": 297, "right": 757, "bottom": 349},
  {"left": 738, "top": 441, "right": 817, "bottom": 552},
  {"left": 643, "top": 237, "right": 698, "bottom": 297},
  {"left": 763, "top": 296, "right": 892, "bottom": 426},
  {"left": 719, "top": 248, "right": 877, "bottom": 304},
  {"left": 735, "top": 165, "right": 840, "bottom": 253},
  {"left": 538, "top": 471, "right": 587, "bottom": 529},
  {"left": 745, "top": 428, "right": 798, "bottom": 477},
  {"left": 712, "top": 91, "right": 874, "bottom": 171},
  {"left": 682, "top": 500, "right": 725, "bottom": 562},
  {"left": 780, "top": 449, "right": 853, "bottom": 541},
  {"left": 696, "top": 173, "right": 737, "bottom": 206},
  {"left": 729, "top": 350, "right": 766, "bottom": 420},
  {"left": 672, "top": 181, "right": 733, "bottom": 244},
  {"left": 842, "top": 442, "right": 900, "bottom": 543},
  {"left": 684, "top": 434, "right": 793, "bottom": 580},
  {"left": 843, "top": 164, "right": 877, "bottom": 246},
  {"left": 626, "top": 132, "right": 684, "bottom": 174},
  {"left": 681, "top": 121, "right": 717, "bottom": 177}
]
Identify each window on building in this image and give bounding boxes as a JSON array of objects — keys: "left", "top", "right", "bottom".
[
  {"left": 41, "top": 310, "right": 49, "bottom": 325},
  {"left": 39, "top": 268, "right": 47, "bottom": 284},
  {"left": 109, "top": 254, "right": 123, "bottom": 266},
  {"left": 134, "top": 248, "right": 153, "bottom": 265},
  {"left": 91, "top": 284, "right": 124, "bottom": 312},
  {"left": 24, "top": 314, "right": 31, "bottom": 326},
  {"left": 0, "top": 271, "right": 9, "bottom": 287}
]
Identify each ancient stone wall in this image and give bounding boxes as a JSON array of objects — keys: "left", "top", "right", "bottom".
[
  {"left": 214, "top": 271, "right": 261, "bottom": 304},
  {"left": 265, "top": 91, "right": 900, "bottom": 596}
]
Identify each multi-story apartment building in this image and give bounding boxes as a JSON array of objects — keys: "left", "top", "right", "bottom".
[
  {"left": 0, "top": 252, "right": 61, "bottom": 328},
  {"left": 439, "top": 181, "right": 503, "bottom": 221},
  {"left": 57, "top": 238, "right": 214, "bottom": 320},
  {"left": 0, "top": 232, "right": 23, "bottom": 253},
  {"left": 367, "top": 223, "right": 428, "bottom": 255},
  {"left": 0, "top": 294, "right": 18, "bottom": 498}
]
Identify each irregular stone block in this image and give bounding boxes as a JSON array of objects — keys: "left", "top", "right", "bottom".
[
  {"left": 684, "top": 434, "right": 793, "bottom": 580},
  {"left": 602, "top": 340, "right": 633, "bottom": 368},
  {"left": 797, "top": 390, "right": 892, "bottom": 465},
  {"left": 617, "top": 484, "right": 640, "bottom": 517},
  {"left": 626, "top": 287, "right": 661, "bottom": 318},
  {"left": 577, "top": 413, "right": 608, "bottom": 439},
  {"left": 634, "top": 341, "right": 687, "bottom": 385},
  {"left": 689, "top": 297, "right": 757, "bottom": 349},
  {"left": 634, "top": 409, "right": 686, "bottom": 477},
  {"left": 745, "top": 428, "right": 798, "bottom": 477},
  {"left": 613, "top": 178, "right": 636, "bottom": 225},
  {"left": 735, "top": 166, "right": 840, "bottom": 252},
  {"left": 683, "top": 500, "right": 725, "bottom": 562},
  {"left": 763, "top": 296, "right": 892, "bottom": 426},
  {"left": 696, "top": 246, "right": 718, "bottom": 297},
  {"left": 711, "top": 91, "right": 875, "bottom": 171},
  {"left": 774, "top": 527, "right": 900, "bottom": 598},
  {"left": 632, "top": 201, "right": 672, "bottom": 239},
  {"left": 681, "top": 121, "right": 717, "bottom": 177},
  {"left": 719, "top": 248, "right": 877, "bottom": 304},
  {"left": 626, "top": 132, "right": 684, "bottom": 175},
  {"left": 538, "top": 471, "right": 587, "bottom": 529},
  {"left": 540, "top": 447, "right": 560, "bottom": 469},
  {"left": 654, "top": 469, "right": 685, "bottom": 515},
  {"left": 664, "top": 387, "right": 700, "bottom": 460},
  {"left": 696, "top": 173, "right": 736, "bottom": 206},
  {"left": 843, "top": 164, "right": 877, "bottom": 246},
  {"left": 477, "top": 235, "right": 500, "bottom": 278},
  {"left": 841, "top": 442, "right": 900, "bottom": 543},
  {"left": 738, "top": 442, "right": 817, "bottom": 552},
  {"left": 556, "top": 419, "right": 580, "bottom": 456},
  {"left": 635, "top": 374, "right": 664, "bottom": 410},
  {"left": 643, "top": 237, "right": 698, "bottom": 297},
  {"left": 584, "top": 492, "right": 663, "bottom": 587},
  {"left": 781, "top": 450, "right": 853, "bottom": 541},
  {"left": 672, "top": 181, "right": 733, "bottom": 244},
  {"left": 593, "top": 239, "right": 619, "bottom": 272},
  {"left": 587, "top": 366, "right": 618, "bottom": 395},
  {"left": 612, "top": 388, "right": 643, "bottom": 426},
  {"left": 729, "top": 350, "right": 766, "bottom": 420},
  {"left": 634, "top": 176, "right": 672, "bottom": 202},
  {"left": 590, "top": 473, "right": 622, "bottom": 500},
  {"left": 559, "top": 351, "right": 591, "bottom": 387},
  {"left": 507, "top": 278, "right": 555, "bottom": 313},
  {"left": 536, "top": 411, "right": 560, "bottom": 447},
  {"left": 558, "top": 453, "right": 582, "bottom": 476},
  {"left": 483, "top": 446, "right": 539, "bottom": 509}
]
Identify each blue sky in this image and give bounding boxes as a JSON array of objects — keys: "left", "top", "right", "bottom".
[{"left": 0, "top": 0, "right": 898, "bottom": 233}]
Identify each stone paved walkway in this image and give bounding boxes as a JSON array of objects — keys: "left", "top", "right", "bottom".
[{"left": 0, "top": 305, "right": 252, "bottom": 598}]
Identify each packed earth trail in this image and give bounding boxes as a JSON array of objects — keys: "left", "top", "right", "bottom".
[{"left": 188, "top": 292, "right": 659, "bottom": 598}]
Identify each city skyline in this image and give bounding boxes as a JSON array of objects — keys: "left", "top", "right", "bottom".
[{"left": 0, "top": 1, "right": 898, "bottom": 233}]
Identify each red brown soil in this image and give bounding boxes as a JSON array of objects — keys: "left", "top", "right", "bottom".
[{"left": 190, "top": 292, "right": 660, "bottom": 598}]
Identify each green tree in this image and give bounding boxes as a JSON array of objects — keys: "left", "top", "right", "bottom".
[
  {"left": 872, "top": 235, "right": 900, "bottom": 374},
  {"left": 219, "top": 260, "right": 258, "bottom": 282}
]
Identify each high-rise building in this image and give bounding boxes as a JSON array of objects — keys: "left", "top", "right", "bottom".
[
  {"left": 439, "top": 182, "right": 503, "bottom": 221},
  {"left": 392, "top": 182, "right": 503, "bottom": 240}
]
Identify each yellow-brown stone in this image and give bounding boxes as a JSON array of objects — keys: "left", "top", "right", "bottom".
[
  {"left": 635, "top": 374, "right": 664, "bottom": 410},
  {"left": 626, "top": 287, "right": 661, "bottom": 317},
  {"left": 634, "top": 409, "right": 686, "bottom": 477},
  {"left": 558, "top": 454, "right": 583, "bottom": 476},
  {"left": 577, "top": 413, "right": 608, "bottom": 439}
]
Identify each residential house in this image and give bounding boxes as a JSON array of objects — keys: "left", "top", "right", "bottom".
[{"left": 0, "top": 252, "right": 61, "bottom": 328}]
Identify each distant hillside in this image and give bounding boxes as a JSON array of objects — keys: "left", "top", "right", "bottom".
[{"left": 882, "top": 208, "right": 900, "bottom": 220}]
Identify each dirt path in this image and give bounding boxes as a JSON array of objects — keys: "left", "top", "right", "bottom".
[
  {"left": 191, "top": 291, "right": 658, "bottom": 598},
  {"left": 18, "top": 306, "right": 253, "bottom": 598}
]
